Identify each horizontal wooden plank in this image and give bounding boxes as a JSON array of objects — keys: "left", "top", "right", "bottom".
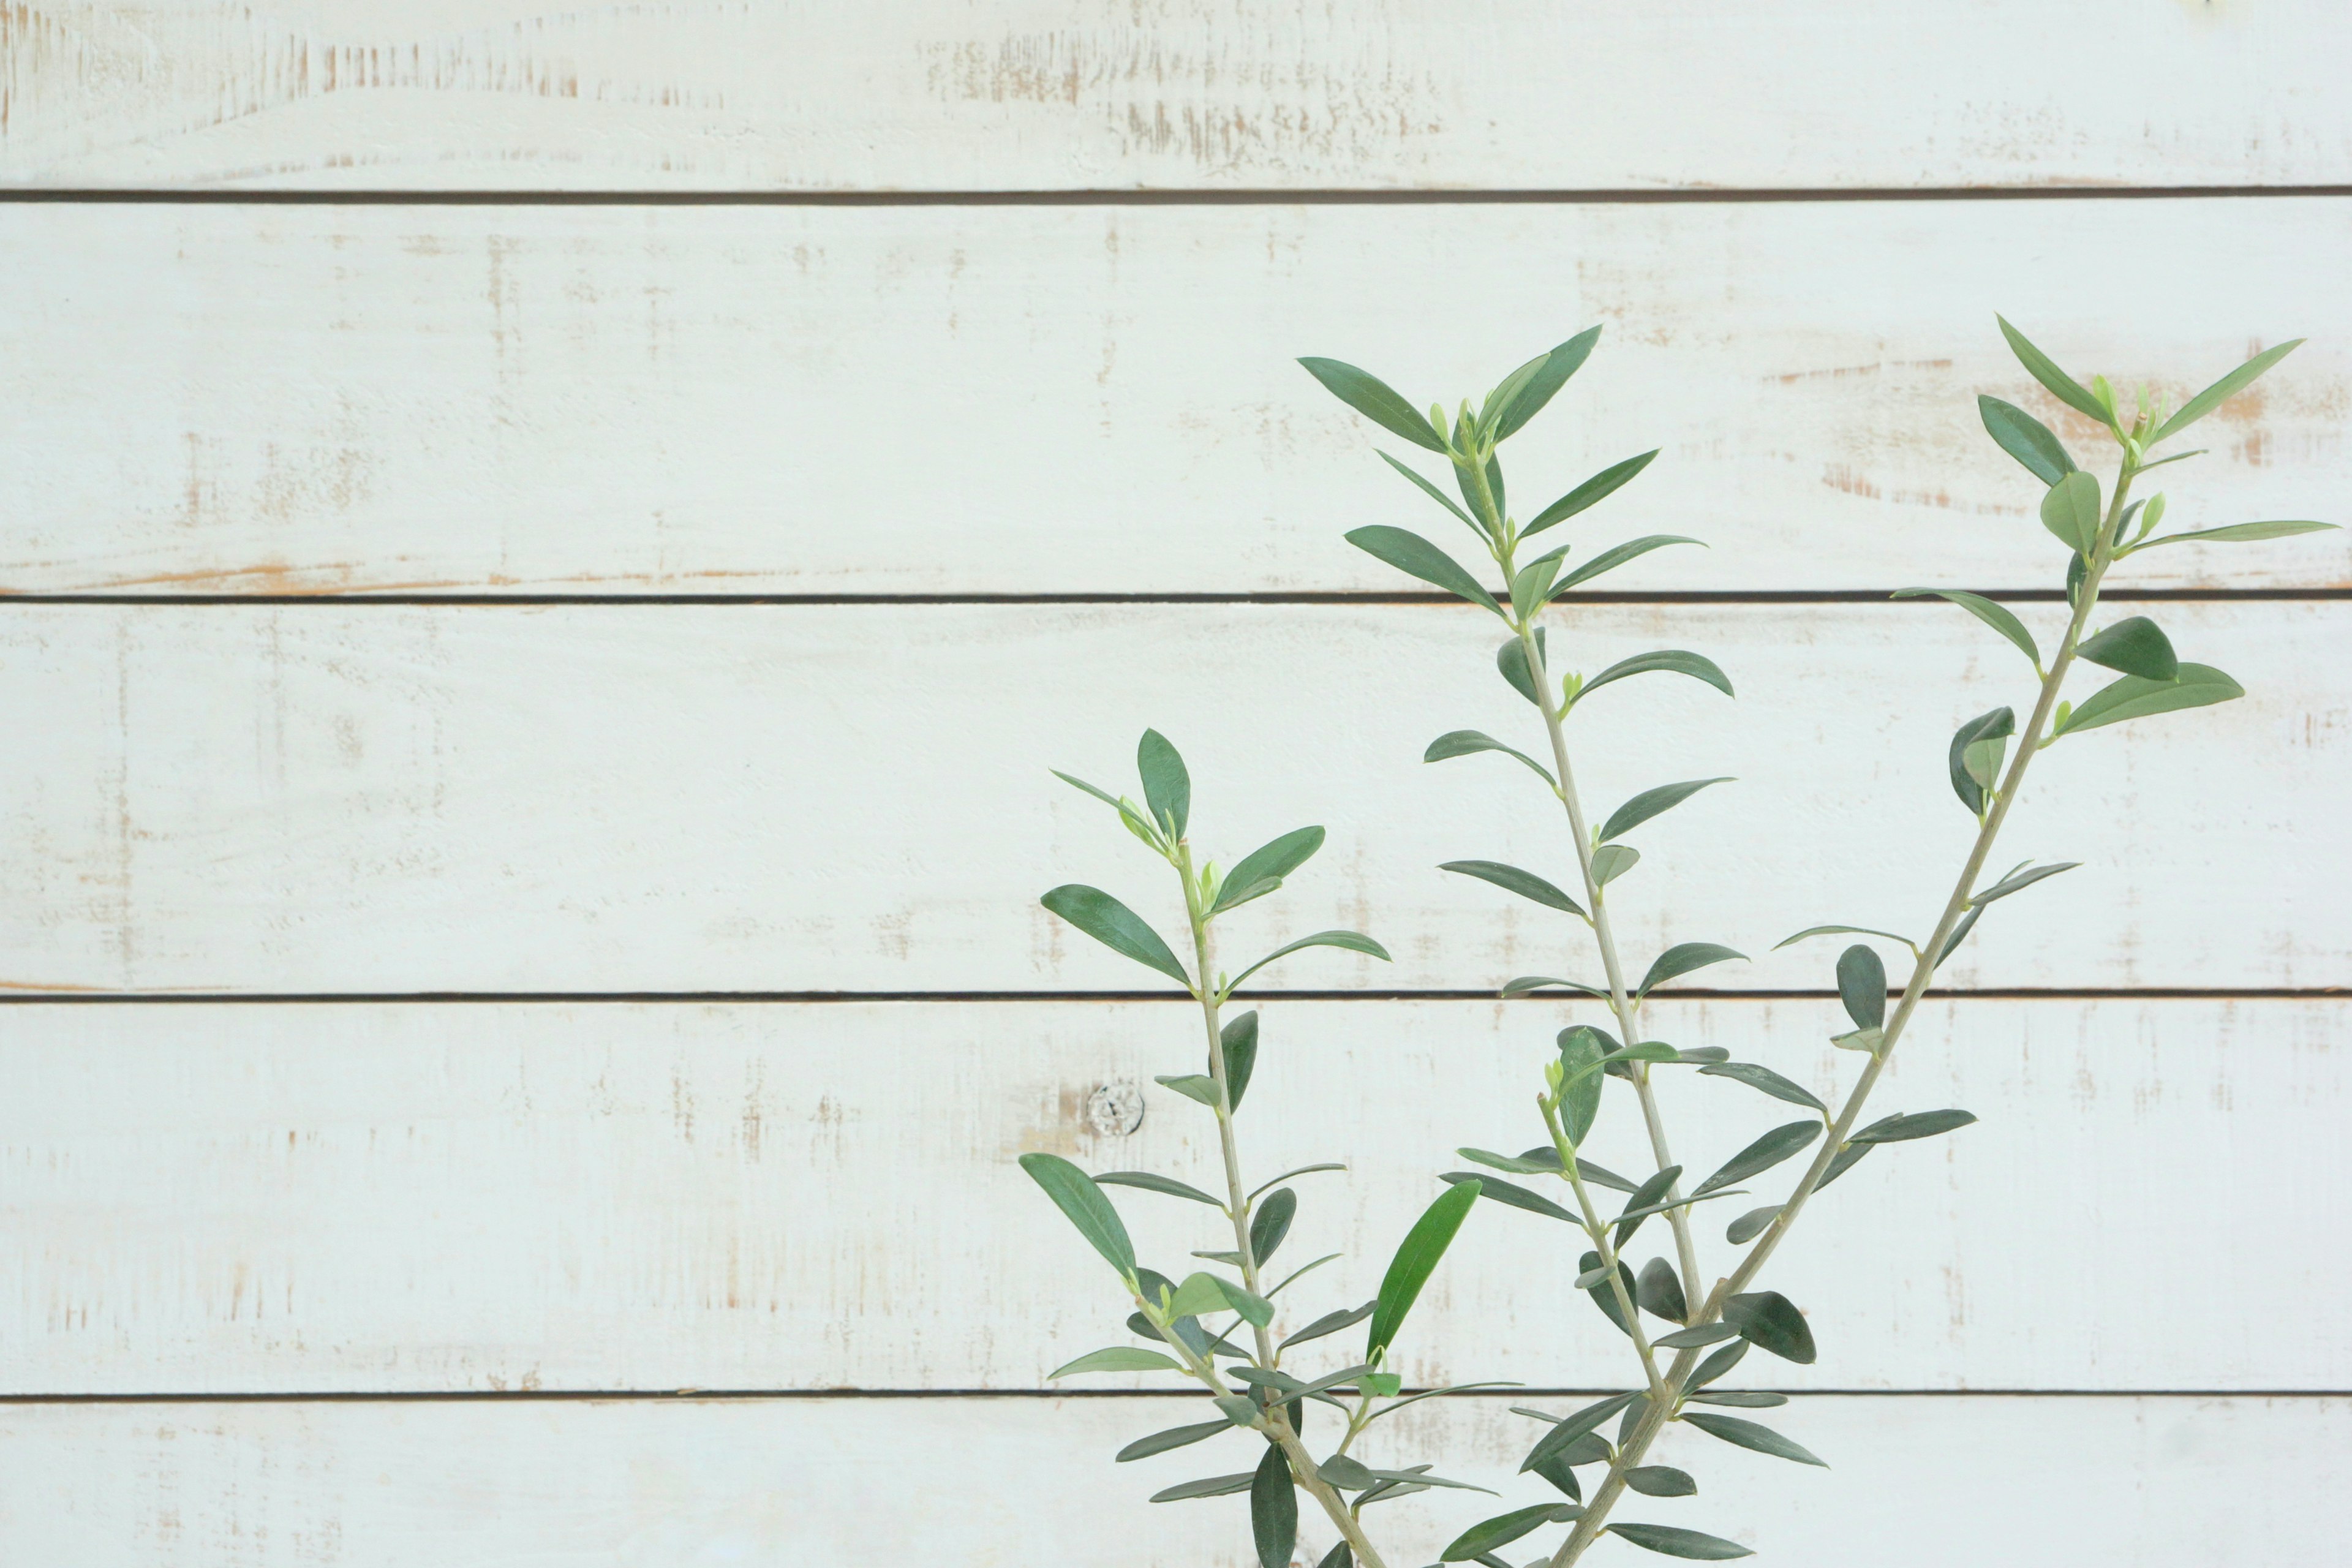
[
  {"left": 3, "top": 998, "right": 2340, "bottom": 1394},
  {"left": 0, "top": 601, "right": 2340, "bottom": 993},
  {"left": 6, "top": 3, "right": 2351, "bottom": 190},
  {"left": 2, "top": 200, "right": 2346, "bottom": 595},
  {"left": 3, "top": 1393, "right": 2341, "bottom": 1564}
]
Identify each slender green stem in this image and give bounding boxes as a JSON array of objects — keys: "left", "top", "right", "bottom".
[
  {"left": 1545, "top": 461, "right": 2140, "bottom": 1566},
  {"left": 1177, "top": 845, "right": 1391, "bottom": 1568},
  {"left": 1540, "top": 1098, "right": 1668, "bottom": 1404}
]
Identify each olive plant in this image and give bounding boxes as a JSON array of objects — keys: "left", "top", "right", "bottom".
[{"left": 1023, "top": 320, "right": 2331, "bottom": 1567}]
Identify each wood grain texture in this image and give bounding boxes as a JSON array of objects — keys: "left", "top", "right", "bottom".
[
  {"left": 2, "top": 1393, "right": 2342, "bottom": 1564},
  {"left": 2, "top": 998, "right": 2340, "bottom": 1394},
  {"left": 4, "top": 200, "right": 2345, "bottom": 596},
  {"left": 5, "top": 2, "right": 2350, "bottom": 191},
  {"left": 0, "top": 601, "right": 2342, "bottom": 994}
]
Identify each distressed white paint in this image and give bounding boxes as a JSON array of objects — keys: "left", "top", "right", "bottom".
[
  {"left": 5, "top": 2, "right": 2351, "bottom": 191},
  {"left": 0, "top": 601, "right": 2341, "bottom": 993},
  {"left": 1, "top": 1392, "right": 2342, "bottom": 1564},
  {"left": 1, "top": 998, "right": 2342, "bottom": 1394},
  {"left": 3, "top": 201, "right": 2345, "bottom": 595}
]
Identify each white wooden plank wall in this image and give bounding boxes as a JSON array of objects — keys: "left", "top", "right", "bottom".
[{"left": 1, "top": 5, "right": 2346, "bottom": 1564}]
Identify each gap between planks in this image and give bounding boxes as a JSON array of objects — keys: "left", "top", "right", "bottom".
[
  {"left": 8, "top": 187, "right": 2352, "bottom": 208},
  {"left": 3, "top": 1388, "right": 2342, "bottom": 1406},
  {"left": 0, "top": 590, "right": 2345, "bottom": 608},
  {"left": 0, "top": 988, "right": 2338, "bottom": 1005}
]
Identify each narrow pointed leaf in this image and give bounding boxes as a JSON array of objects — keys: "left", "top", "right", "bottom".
[
  {"left": 1626, "top": 1466, "right": 1697, "bottom": 1498},
  {"left": 1155, "top": 1073, "right": 1219, "bottom": 1107},
  {"left": 1610, "top": 1523, "right": 1754, "bottom": 1559},
  {"left": 1280, "top": 1302, "right": 1374, "bottom": 1351},
  {"left": 1692, "top": 1339, "right": 1751, "bottom": 1389},
  {"left": 1946, "top": 707, "right": 2015, "bottom": 816},
  {"left": 1041, "top": 885, "right": 1190, "bottom": 986},
  {"left": 1136, "top": 729, "right": 1189, "bottom": 839},
  {"left": 1816, "top": 1140, "right": 1873, "bottom": 1190},
  {"left": 1637, "top": 942, "right": 1746, "bottom": 998},
  {"left": 1300, "top": 357, "right": 1447, "bottom": 452},
  {"left": 1689, "top": 1391, "right": 1789, "bottom": 1409},
  {"left": 1557, "top": 1025, "right": 1608, "bottom": 1145},
  {"left": 1977, "top": 394, "right": 2077, "bottom": 484},
  {"left": 1367, "top": 1180, "right": 1480, "bottom": 1361},
  {"left": 1494, "top": 326, "right": 1603, "bottom": 439},
  {"left": 1526, "top": 449, "right": 1661, "bottom": 535},
  {"left": 1095, "top": 1170, "right": 1221, "bottom": 1206},
  {"left": 1891, "top": 588, "right": 2040, "bottom": 668},
  {"left": 1457, "top": 1147, "right": 1561, "bottom": 1176},
  {"left": 1231, "top": 929, "right": 1390, "bottom": 989},
  {"left": 1442, "top": 1170, "right": 1576, "bottom": 1223},
  {"left": 1498, "top": 630, "right": 1545, "bottom": 705},
  {"left": 1212, "top": 827, "right": 1327, "bottom": 913},
  {"left": 1425, "top": 729, "right": 1557, "bottom": 786},
  {"left": 1996, "top": 315, "right": 2109, "bottom": 423},
  {"left": 1250, "top": 1187, "right": 1298, "bottom": 1267},
  {"left": 1653, "top": 1319, "right": 1741, "bottom": 1349},
  {"left": 1613, "top": 1165, "right": 1683, "bottom": 1247},
  {"left": 2154, "top": 338, "right": 2305, "bottom": 443},
  {"left": 1050, "top": 1346, "right": 1182, "bottom": 1377},
  {"left": 1554, "top": 533, "right": 1703, "bottom": 592},
  {"left": 1380, "top": 449, "right": 1480, "bottom": 534},
  {"left": 1250, "top": 1442, "right": 1297, "bottom": 1568},
  {"left": 2135, "top": 519, "right": 2339, "bottom": 549},
  {"left": 1521, "top": 1392, "right": 1639, "bottom": 1473},
  {"left": 1699, "top": 1062, "right": 1825, "bottom": 1113},
  {"left": 1972, "top": 861, "right": 2079, "bottom": 907},
  {"left": 1152, "top": 1472, "right": 1257, "bottom": 1502},
  {"left": 1697, "top": 1121, "right": 1822, "bottom": 1196},
  {"left": 1579, "top": 1249, "right": 1638, "bottom": 1337},
  {"left": 1117, "top": 1419, "right": 1232, "bottom": 1461},
  {"left": 1442, "top": 1503, "right": 1583, "bottom": 1561},
  {"left": 1723, "top": 1290, "right": 1817, "bottom": 1364},
  {"left": 1601, "top": 777, "right": 1733, "bottom": 842},
  {"left": 1345, "top": 525, "right": 1501, "bottom": 612},
  {"left": 1019, "top": 1153, "right": 1136, "bottom": 1276},
  {"left": 1579, "top": 649, "right": 1733, "bottom": 704},
  {"left": 2078, "top": 616, "right": 2179, "bottom": 681},
  {"left": 1441, "top": 859, "right": 1586, "bottom": 916},
  {"left": 1774, "top": 923, "right": 1917, "bottom": 952},
  {"left": 1849, "top": 1109, "right": 1978, "bottom": 1144},
  {"left": 1317, "top": 1544, "right": 1354, "bottom": 1568},
  {"left": 1221, "top": 1009, "right": 1260, "bottom": 1111},
  {"left": 1836, "top": 943, "right": 1887, "bottom": 1030},
  {"left": 2060, "top": 662, "right": 2242, "bottom": 734},
  {"left": 1683, "top": 1411, "right": 1828, "bottom": 1468}
]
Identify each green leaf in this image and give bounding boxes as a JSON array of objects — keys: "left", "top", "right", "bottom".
[
  {"left": 1610, "top": 1523, "right": 1754, "bottom": 1559},
  {"left": 1221, "top": 1010, "right": 1260, "bottom": 1110},
  {"left": 1972, "top": 861, "right": 2079, "bottom": 908},
  {"left": 1698, "top": 1063, "right": 1825, "bottom": 1113},
  {"left": 1947, "top": 707, "right": 2015, "bottom": 816},
  {"left": 1815, "top": 1140, "right": 1873, "bottom": 1191},
  {"left": 1691, "top": 1340, "right": 1751, "bottom": 1390},
  {"left": 1626, "top": 1466, "right": 1697, "bottom": 1498},
  {"left": 1590, "top": 843, "right": 1640, "bottom": 886},
  {"left": 1040, "top": 885, "right": 1190, "bottom": 987},
  {"left": 1345, "top": 526, "right": 1501, "bottom": 613},
  {"left": 1494, "top": 326, "right": 1603, "bottom": 440},
  {"left": 1558, "top": 1025, "right": 1608, "bottom": 1145},
  {"left": 1578, "top": 649, "right": 1734, "bottom": 704},
  {"left": 1442, "top": 1503, "right": 1583, "bottom": 1561},
  {"left": 1316, "top": 1546, "right": 1354, "bottom": 1568},
  {"left": 2154, "top": 338, "right": 2304, "bottom": 444},
  {"left": 2078, "top": 616, "right": 2179, "bottom": 681},
  {"left": 1553, "top": 533, "right": 1705, "bottom": 593},
  {"left": 1095, "top": 1171, "right": 1221, "bottom": 1206},
  {"left": 1682, "top": 1411, "right": 1828, "bottom": 1468},
  {"left": 1935, "top": 905, "right": 1985, "bottom": 970},
  {"left": 1457, "top": 1146, "right": 1560, "bottom": 1176},
  {"left": 1367, "top": 1180, "right": 1480, "bottom": 1361},
  {"left": 1836, "top": 943, "right": 1887, "bottom": 1030},
  {"left": 1440, "top": 859, "right": 1586, "bottom": 917},
  {"left": 1600, "top": 777, "right": 1733, "bottom": 842},
  {"left": 1155, "top": 1073, "right": 1219, "bottom": 1107},
  {"left": 2060, "top": 662, "right": 2243, "bottom": 734},
  {"left": 1281, "top": 1302, "right": 1375, "bottom": 1351},
  {"left": 1172, "top": 1271, "right": 1274, "bottom": 1327},
  {"left": 1380, "top": 449, "right": 1481, "bottom": 536},
  {"left": 1723, "top": 1290, "right": 1817, "bottom": 1364},
  {"left": 1688, "top": 1391, "right": 1789, "bottom": 1409},
  {"left": 1019, "top": 1153, "right": 1136, "bottom": 1277},
  {"left": 1250, "top": 1442, "right": 1297, "bottom": 1568},
  {"left": 1424, "top": 728, "right": 1558, "bottom": 787},
  {"left": 1977, "top": 394, "right": 2078, "bottom": 485},
  {"left": 1230, "top": 929, "right": 1391, "bottom": 989},
  {"left": 1613, "top": 1185, "right": 1746, "bottom": 1234},
  {"left": 1116, "top": 1419, "right": 1232, "bottom": 1461},
  {"left": 1212, "top": 827, "right": 1327, "bottom": 914},
  {"left": 1442, "top": 1170, "right": 1577, "bottom": 1223},
  {"left": 1152, "top": 1472, "right": 1257, "bottom": 1502},
  {"left": 1050, "top": 1346, "right": 1182, "bottom": 1377},
  {"left": 1578, "top": 1249, "right": 1638, "bottom": 1337},
  {"left": 2134, "top": 519, "right": 2339, "bottom": 549},
  {"left": 1653, "top": 1319, "right": 1741, "bottom": 1349},
  {"left": 1696, "top": 1121, "right": 1822, "bottom": 1196},
  {"left": 1498, "top": 630, "right": 1545, "bottom": 705},
  {"left": 1521, "top": 1392, "right": 1639, "bottom": 1474},
  {"left": 2039, "top": 470, "right": 2102, "bottom": 555},
  {"left": 1613, "top": 1164, "right": 1683, "bottom": 1247},
  {"left": 1250, "top": 1188, "right": 1298, "bottom": 1267},
  {"left": 1996, "top": 315, "right": 2109, "bottom": 424},
  {"left": 1136, "top": 729, "right": 1190, "bottom": 839},
  {"left": 1299, "top": 357, "right": 1447, "bottom": 453},
  {"left": 1891, "top": 588, "right": 2040, "bottom": 669},
  {"left": 1525, "top": 450, "right": 1661, "bottom": 536},
  {"left": 1637, "top": 942, "right": 1746, "bottom": 998},
  {"left": 1510, "top": 555, "right": 1562, "bottom": 621},
  {"left": 1773, "top": 923, "right": 1917, "bottom": 953},
  {"left": 1849, "top": 1109, "right": 1978, "bottom": 1144},
  {"left": 1726, "top": 1205, "right": 1782, "bottom": 1245},
  {"left": 1637, "top": 1257, "right": 1687, "bottom": 1322}
]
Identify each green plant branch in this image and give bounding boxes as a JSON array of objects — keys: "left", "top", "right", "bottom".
[
  {"left": 1543, "top": 456, "right": 2141, "bottom": 1568},
  {"left": 1539, "top": 1096, "right": 1670, "bottom": 1405}
]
